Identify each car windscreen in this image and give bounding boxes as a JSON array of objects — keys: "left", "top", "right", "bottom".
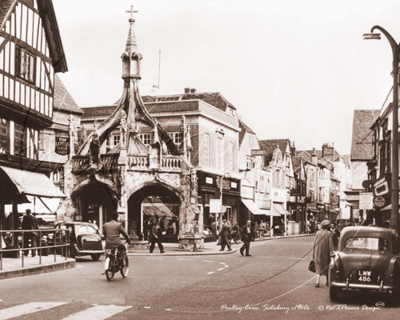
[
  {"left": 344, "top": 237, "right": 391, "bottom": 251},
  {"left": 76, "top": 225, "right": 97, "bottom": 235}
]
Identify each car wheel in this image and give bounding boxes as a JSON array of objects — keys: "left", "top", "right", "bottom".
[
  {"left": 329, "top": 286, "right": 340, "bottom": 302},
  {"left": 91, "top": 254, "right": 101, "bottom": 261}
]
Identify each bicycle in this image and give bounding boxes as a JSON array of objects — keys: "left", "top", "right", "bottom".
[{"left": 104, "top": 241, "right": 129, "bottom": 281}]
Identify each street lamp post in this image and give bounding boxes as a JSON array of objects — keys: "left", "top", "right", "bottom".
[
  {"left": 217, "top": 172, "right": 230, "bottom": 235},
  {"left": 364, "top": 26, "right": 399, "bottom": 232}
]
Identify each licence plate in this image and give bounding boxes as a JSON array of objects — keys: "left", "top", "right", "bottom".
[{"left": 358, "top": 270, "right": 372, "bottom": 282}]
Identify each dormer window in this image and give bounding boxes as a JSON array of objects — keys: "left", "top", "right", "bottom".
[{"left": 16, "top": 47, "right": 35, "bottom": 83}]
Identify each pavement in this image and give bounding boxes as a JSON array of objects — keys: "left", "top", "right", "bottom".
[{"left": 0, "top": 233, "right": 313, "bottom": 280}]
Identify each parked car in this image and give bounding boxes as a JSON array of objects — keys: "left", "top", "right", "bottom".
[
  {"left": 50, "top": 222, "right": 105, "bottom": 260},
  {"left": 329, "top": 226, "right": 400, "bottom": 302}
]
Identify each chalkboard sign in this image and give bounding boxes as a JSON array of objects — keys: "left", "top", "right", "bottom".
[{"left": 55, "top": 134, "right": 69, "bottom": 155}]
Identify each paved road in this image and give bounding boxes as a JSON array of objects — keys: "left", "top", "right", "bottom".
[{"left": 0, "top": 237, "right": 397, "bottom": 319}]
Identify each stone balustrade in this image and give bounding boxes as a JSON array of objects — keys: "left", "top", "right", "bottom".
[
  {"left": 128, "top": 155, "right": 149, "bottom": 169},
  {"left": 161, "top": 156, "right": 181, "bottom": 171}
]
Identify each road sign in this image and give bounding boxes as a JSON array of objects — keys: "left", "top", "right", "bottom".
[
  {"left": 360, "top": 192, "right": 373, "bottom": 210},
  {"left": 210, "top": 199, "right": 221, "bottom": 213},
  {"left": 374, "top": 196, "right": 385, "bottom": 208},
  {"left": 220, "top": 206, "right": 227, "bottom": 213}
]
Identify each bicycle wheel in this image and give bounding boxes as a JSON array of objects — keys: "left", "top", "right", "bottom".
[
  {"left": 105, "top": 257, "right": 115, "bottom": 281},
  {"left": 120, "top": 256, "right": 129, "bottom": 278}
]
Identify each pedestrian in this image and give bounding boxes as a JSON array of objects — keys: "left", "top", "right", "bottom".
[
  {"left": 21, "top": 209, "right": 39, "bottom": 257},
  {"left": 313, "top": 220, "right": 334, "bottom": 287},
  {"left": 149, "top": 220, "right": 165, "bottom": 253},
  {"left": 240, "top": 220, "right": 254, "bottom": 257},
  {"left": 330, "top": 222, "right": 340, "bottom": 250},
  {"left": 231, "top": 221, "right": 240, "bottom": 244},
  {"left": 259, "top": 220, "right": 266, "bottom": 238},
  {"left": 219, "top": 220, "right": 232, "bottom": 251}
]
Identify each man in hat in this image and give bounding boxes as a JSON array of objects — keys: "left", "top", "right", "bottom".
[
  {"left": 21, "top": 209, "right": 39, "bottom": 257},
  {"left": 240, "top": 220, "right": 254, "bottom": 256},
  {"left": 219, "top": 219, "right": 232, "bottom": 251},
  {"left": 313, "top": 220, "right": 334, "bottom": 287}
]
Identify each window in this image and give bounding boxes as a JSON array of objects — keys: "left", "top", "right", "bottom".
[
  {"left": 139, "top": 133, "right": 152, "bottom": 146},
  {"left": 260, "top": 174, "right": 265, "bottom": 193},
  {"left": 249, "top": 134, "right": 254, "bottom": 146},
  {"left": 14, "top": 122, "right": 25, "bottom": 156},
  {"left": 274, "top": 170, "right": 281, "bottom": 187},
  {"left": 113, "top": 134, "right": 120, "bottom": 147},
  {"left": 169, "top": 132, "right": 182, "bottom": 146},
  {"left": 16, "top": 47, "right": 35, "bottom": 83},
  {"left": 0, "top": 118, "right": 9, "bottom": 153},
  {"left": 203, "top": 133, "right": 210, "bottom": 167},
  {"left": 228, "top": 142, "right": 233, "bottom": 172},
  {"left": 246, "top": 156, "right": 255, "bottom": 170},
  {"left": 216, "top": 137, "right": 223, "bottom": 171},
  {"left": 344, "top": 237, "right": 389, "bottom": 251}
]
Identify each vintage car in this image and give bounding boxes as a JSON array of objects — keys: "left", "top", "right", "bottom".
[
  {"left": 50, "top": 222, "right": 105, "bottom": 260},
  {"left": 329, "top": 226, "right": 400, "bottom": 302}
]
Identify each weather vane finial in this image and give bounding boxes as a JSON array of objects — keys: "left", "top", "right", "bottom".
[{"left": 126, "top": 5, "right": 138, "bottom": 23}]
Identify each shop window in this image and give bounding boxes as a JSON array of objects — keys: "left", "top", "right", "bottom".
[{"left": 16, "top": 47, "right": 36, "bottom": 83}]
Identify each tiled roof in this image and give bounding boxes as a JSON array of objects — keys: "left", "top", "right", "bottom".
[
  {"left": 295, "top": 150, "right": 313, "bottom": 163},
  {"left": 54, "top": 75, "right": 82, "bottom": 114},
  {"left": 142, "top": 91, "right": 236, "bottom": 112},
  {"left": 258, "top": 139, "right": 290, "bottom": 164},
  {"left": 238, "top": 118, "right": 255, "bottom": 146},
  {"left": 351, "top": 109, "right": 380, "bottom": 161}
]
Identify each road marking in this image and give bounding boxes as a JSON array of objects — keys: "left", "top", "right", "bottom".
[
  {"left": 177, "top": 258, "right": 193, "bottom": 261},
  {"left": 220, "top": 262, "right": 226, "bottom": 265},
  {"left": 225, "top": 265, "right": 229, "bottom": 268},
  {"left": 217, "top": 268, "right": 225, "bottom": 271},
  {"left": 165, "top": 309, "right": 172, "bottom": 311},
  {"left": 61, "top": 305, "right": 132, "bottom": 320},
  {"left": 207, "top": 271, "right": 215, "bottom": 274},
  {"left": 146, "top": 258, "right": 163, "bottom": 260},
  {"left": 203, "top": 260, "right": 214, "bottom": 263},
  {"left": 144, "top": 307, "right": 150, "bottom": 309},
  {"left": 0, "top": 302, "right": 67, "bottom": 320}
]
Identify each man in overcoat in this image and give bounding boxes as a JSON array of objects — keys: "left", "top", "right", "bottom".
[
  {"left": 240, "top": 220, "right": 253, "bottom": 257},
  {"left": 21, "top": 209, "right": 39, "bottom": 257},
  {"left": 313, "top": 220, "right": 334, "bottom": 287}
]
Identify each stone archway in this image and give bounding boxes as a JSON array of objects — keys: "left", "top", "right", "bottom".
[
  {"left": 127, "top": 182, "right": 182, "bottom": 242},
  {"left": 71, "top": 180, "right": 119, "bottom": 233}
]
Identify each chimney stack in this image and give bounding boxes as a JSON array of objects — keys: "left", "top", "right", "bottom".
[
  {"left": 190, "top": 88, "right": 197, "bottom": 93},
  {"left": 312, "top": 147, "right": 317, "bottom": 165},
  {"left": 184, "top": 88, "right": 190, "bottom": 94}
]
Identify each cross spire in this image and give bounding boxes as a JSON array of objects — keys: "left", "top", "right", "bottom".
[{"left": 126, "top": 5, "right": 138, "bottom": 23}]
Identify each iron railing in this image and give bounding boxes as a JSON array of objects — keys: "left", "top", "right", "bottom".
[{"left": 0, "top": 229, "right": 70, "bottom": 271}]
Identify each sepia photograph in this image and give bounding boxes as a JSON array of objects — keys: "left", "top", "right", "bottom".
[{"left": 1, "top": 0, "right": 400, "bottom": 319}]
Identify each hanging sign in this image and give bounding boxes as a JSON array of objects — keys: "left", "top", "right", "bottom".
[{"left": 55, "top": 134, "right": 70, "bottom": 155}]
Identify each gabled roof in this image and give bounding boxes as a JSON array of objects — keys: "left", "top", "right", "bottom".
[
  {"left": 238, "top": 118, "right": 255, "bottom": 146},
  {"left": 295, "top": 150, "right": 313, "bottom": 164},
  {"left": 259, "top": 139, "right": 290, "bottom": 165},
  {"left": 0, "top": 0, "right": 67, "bottom": 73},
  {"left": 351, "top": 109, "right": 380, "bottom": 161},
  {"left": 142, "top": 91, "right": 236, "bottom": 112},
  {"left": 54, "top": 75, "right": 82, "bottom": 114}
]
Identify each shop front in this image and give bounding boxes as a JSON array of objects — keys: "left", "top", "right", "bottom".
[{"left": 197, "top": 171, "right": 240, "bottom": 235}]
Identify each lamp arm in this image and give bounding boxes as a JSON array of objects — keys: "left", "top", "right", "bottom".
[{"left": 371, "top": 25, "right": 399, "bottom": 61}]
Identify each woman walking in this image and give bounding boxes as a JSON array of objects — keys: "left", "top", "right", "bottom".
[{"left": 313, "top": 220, "right": 334, "bottom": 287}]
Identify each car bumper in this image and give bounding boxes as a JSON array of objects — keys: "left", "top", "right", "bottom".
[
  {"left": 74, "top": 244, "right": 105, "bottom": 255},
  {"left": 330, "top": 281, "right": 395, "bottom": 291}
]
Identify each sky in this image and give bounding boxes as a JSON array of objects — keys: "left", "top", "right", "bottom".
[{"left": 52, "top": 0, "right": 400, "bottom": 156}]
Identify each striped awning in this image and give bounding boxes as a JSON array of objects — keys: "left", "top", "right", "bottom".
[{"left": 0, "top": 166, "right": 66, "bottom": 198}]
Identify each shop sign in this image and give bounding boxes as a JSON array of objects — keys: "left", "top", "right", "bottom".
[
  {"left": 55, "top": 134, "right": 69, "bottom": 155},
  {"left": 251, "top": 149, "right": 267, "bottom": 156},
  {"left": 205, "top": 177, "right": 213, "bottom": 184},
  {"left": 241, "top": 186, "right": 254, "bottom": 199},
  {"left": 272, "top": 189, "right": 286, "bottom": 202}
]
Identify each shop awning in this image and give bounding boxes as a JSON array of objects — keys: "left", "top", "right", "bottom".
[
  {"left": 0, "top": 166, "right": 66, "bottom": 198},
  {"left": 242, "top": 199, "right": 280, "bottom": 216},
  {"left": 273, "top": 203, "right": 291, "bottom": 215},
  {"left": 142, "top": 204, "right": 177, "bottom": 218}
]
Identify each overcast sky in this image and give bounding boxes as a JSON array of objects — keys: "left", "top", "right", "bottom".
[{"left": 53, "top": 0, "right": 400, "bottom": 155}]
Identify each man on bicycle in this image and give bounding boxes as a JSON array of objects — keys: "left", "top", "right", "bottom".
[{"left": 103, "top": 212, "right": 130, "bottom": 265}]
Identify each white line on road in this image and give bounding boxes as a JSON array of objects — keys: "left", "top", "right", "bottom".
[
  {"left": 144, "top": 307, "right": 150, "bottom": 309},
  {"left": 217, "top": 268, "right": 225, "bottom": 271},
  {"left": 177, "top": 258, "right": 193, "bottom": 261},
  {"left": 61, "top": 305, "right": 132, "bottom": 320},
  {"left": 219, "top": 262, "right": 226, "bottom": 265},
  {"left": 0, "top": 302, "right": 67, "bottom": 320},
  {"left": 224, "top": 265, "right": 229, "bottom": 268},
  {"left": 207, "top": 271, "right": 215, "bottom": 274},
  {"left": 165, "top": 309, "right": 172, "bottom": 311},
  {"left": 146, "top": 258, "right": 163, "bottom": 260},
  {"left": 203, "top": 260, "right": 215, "bottom": 263}
]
